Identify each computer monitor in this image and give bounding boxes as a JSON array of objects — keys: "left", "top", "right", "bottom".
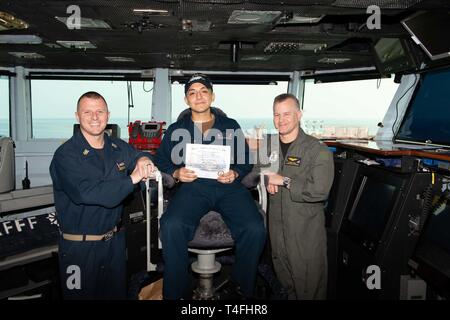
[
  {"left": 402, "top": 11, "right": 450, "bottom": 61},
  {"left": 342, "top": 166, "right": 406, "bottom": 252},
  {"left": 411, "top": 200, "right": 450, "bottom": 298},
  {"left": 373, "top": 37, "right": 418, "bottom": 76},
  {"left": 396, "top": 67, "right": 450, "bottom": 147}
]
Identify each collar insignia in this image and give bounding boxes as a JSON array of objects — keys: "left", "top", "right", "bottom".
[{"left": 117, "top": 162, "right": 126, "bottom": 171}]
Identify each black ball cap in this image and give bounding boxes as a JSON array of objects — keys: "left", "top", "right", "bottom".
[{"left": 184, "top": 74, "right": 213, "bottom": 95}]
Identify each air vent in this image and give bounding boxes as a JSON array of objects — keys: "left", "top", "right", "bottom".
[
  {"left": 44, "top": 43, "right": 62, "bottom": 48},
  {"left": 55, "top": 16, "right": 111, "bottom": 29},
  {"left": 265, "top": 42, "right": 327, "bottom": 54},
  {"left": 228, "top": 10, "right": 282, "bottom": 24},
  {"left": 166, "top": 53, "right": 192, "bottom": 60},
  {"left": 241, "top": 55, "right": 271, "bottom": 61},
  {"left": 332, "top": 0, "right": 422, "bottom": 9},
  {"left": 56, "top": 40, "right": 96, "bottom": 49},
  {"left": 133, "top": 9, "right": 169, "bottom": 16},
  {"left": 124, "top": 18, "right": 165, "bottom": 32},
  {"left": 9, "top": 52, "right": 44, "bottom": 59},
  {"left": 318, "top": 57, "right": 351, "bottom": 64},
  {"left": 105, "top": 56, "right": 135, "bottom": 63}
]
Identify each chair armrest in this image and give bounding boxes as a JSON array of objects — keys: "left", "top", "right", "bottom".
[
  {"left": 241, "top": 171, "right": 260, "bottom": 189},
  {"left": 160, "top": 172, "right": 176, "bottom": 188}
]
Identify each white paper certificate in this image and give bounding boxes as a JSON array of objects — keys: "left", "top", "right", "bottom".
[{"left": 185, "top": 143, "right": 231, "bottom": 179}]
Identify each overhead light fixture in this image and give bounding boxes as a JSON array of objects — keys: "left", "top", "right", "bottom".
[
  {"left": 228, "top": 10, "right": 282, "bottom": 24},
  {"left": 318, "top": 57, "right": 351, "bottom": 64},
  {"left": 265, "top": 42, "right": 327, "bottom": 54},
  {"left": 133, "top": 9, "right": 169, "bottom": 16},
  {"left": 9, "top": 52, "right": 45, "bottom": 59},
  {"left": 56, "top": 40, "right": 96, "bottom": 49},
  {"left": 193, "top": 45, "right": 209, "bottom": 51},
  {"left": 0, "top": 35, "right": 42, "bottom": 44},
  {"left": 0, "top": 11, "right": 28, "bottom": 30},
  {"left": 278, "top": 13, "right": 325, "bottom": 24},
  {"left": 44, "top": 43, "right": 62, "bottom": 48},
  {"left": 241, "top": 55, "right": 271, "bottom": 61},
  {"left": 105, "top": 56, "right": 135, "bottom": 63},
  {"left": 55, "top": 16, "right": 111, "bottom": 29},
  {"left": 166, "top": 53, "right": 191, "bottom": 59}
]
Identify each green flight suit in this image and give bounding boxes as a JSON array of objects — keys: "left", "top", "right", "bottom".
[{"left": 255, "top": 127, "right": 334, "bottom": 299}]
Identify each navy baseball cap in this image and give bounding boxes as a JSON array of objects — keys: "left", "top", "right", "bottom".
[{"left": 184, "top": 74, "right": 213, "bottom": 95}]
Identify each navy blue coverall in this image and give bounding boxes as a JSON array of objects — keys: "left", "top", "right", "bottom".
[
  {"left": 50, "top": 130, "right": 149, "bottom": 299},
  {"left": 154, "top": 109, "right": 267, "bottom": 299}
]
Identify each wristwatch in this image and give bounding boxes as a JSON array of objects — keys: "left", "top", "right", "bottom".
[{"left": 282, "top": 176, "right": 292, "bottom": 189}]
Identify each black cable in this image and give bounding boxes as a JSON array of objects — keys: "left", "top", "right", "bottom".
[
  {"left": 392, "top": 73, "right": 417, "bottom": 140},
  {"left": 143, "top": 81, "right": 154, "bottom": 93}
]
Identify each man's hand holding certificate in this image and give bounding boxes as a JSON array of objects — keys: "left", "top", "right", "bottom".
[{"left": 185, "top": 143, "right": 231, "bottom": 179}]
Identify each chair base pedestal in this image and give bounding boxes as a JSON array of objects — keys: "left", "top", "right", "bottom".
[{"left": 189, "top": 247, "right": 232, "bottom": 300}]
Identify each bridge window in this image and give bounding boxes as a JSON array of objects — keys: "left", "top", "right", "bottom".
[
  {"left": 0, "top": 76, "right": 10, "bottom": 137},
  {"left": 31, "top": 79, "right": 153, "bottom": 139},
  {"left": 171, "top": 81, "right": 289, "bottom": 137},
  {"left": 302, "top": 78, "right": 399, "bottom": 139}
]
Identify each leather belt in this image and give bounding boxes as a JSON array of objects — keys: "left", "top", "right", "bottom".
[{"left": 62, "top": 226, "right": 118, "bottom": 242}]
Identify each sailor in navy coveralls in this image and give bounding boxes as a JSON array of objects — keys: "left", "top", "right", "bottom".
[
  {"left": 50, "top": 92, "right": 155, "bottom": 299},
  {"left": 154, "top": 74, "right": 266, "bottom": 299}
]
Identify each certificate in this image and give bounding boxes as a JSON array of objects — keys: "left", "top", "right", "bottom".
[{"left": 185, "top": 143, "right": 231, "bottom": 179}]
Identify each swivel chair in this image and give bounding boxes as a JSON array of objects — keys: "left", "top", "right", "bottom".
[{"left": 145, "top": 169, "right": 267, "bottom": 299}]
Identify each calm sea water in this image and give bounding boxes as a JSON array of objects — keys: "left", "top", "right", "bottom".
[{"left": 0, "top": 117, "right": 380, "bottom": 139}]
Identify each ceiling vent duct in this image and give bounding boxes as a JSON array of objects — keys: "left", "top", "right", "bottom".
[
  {"left": 133, "top": 9, "right": 169, "bottom": 16},
  {"left": 105, "top": 56, "right": 135, "bottom": 63},
  {"left": 332, "top": 0, "right": 422, "bottom": 9},
  {"left": 9, "top": 52, "right": 45, "bottom": 59},
  {"left": 277, "top": 13, "right": 325, "bottom": 24},
  {"left": 241, "top": 55, "right": 271, "bottom": 62},
  {"left": 166, "top": 53, "right": 192, "bottom": 60},
  {"left": 265, "top": 42, "right": 327, "bottom": 54},
  {"left": 228, "top": 10, "right": 282, "bottom": 24},
  {"left": 318, "top": 57, "right": 351, "bottom": 64},
  {"left": 56, "top": 40, "right": 97, "bottom": 49}
]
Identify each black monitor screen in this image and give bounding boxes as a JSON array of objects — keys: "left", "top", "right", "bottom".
[
  {"left": 414, "top": 201, "right": 450, "bottom": 281},
  {"left": 348, "top": 175, "right": 399, "bottom": 243},
  {"left": 144, "top": 124, "right": 158, "bottom": 130},
  {"left": 373, "top": 38, "right": 417, "bottom": 75},
  {"left": 402, "top": 11, "right": 450, "bottom": 61},
  {"left": 396, "top": 67, "right": 450, "bottom": 147}
]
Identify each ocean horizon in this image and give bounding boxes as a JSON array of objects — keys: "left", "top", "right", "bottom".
[{"left": 0, "top": 117, "right": 381, "bottom": 139}]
